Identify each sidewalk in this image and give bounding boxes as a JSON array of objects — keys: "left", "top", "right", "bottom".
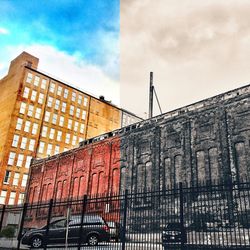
[{"left": 0, "top": 238, "right": 28, "bottom": 250}]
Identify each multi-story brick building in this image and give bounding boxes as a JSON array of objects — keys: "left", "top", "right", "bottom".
[
  {"left": 27, "top": 83, "right": 250, "bottom": 205},
  {"left": 0, "top": 52, "right": 142, "bottom": 205}
]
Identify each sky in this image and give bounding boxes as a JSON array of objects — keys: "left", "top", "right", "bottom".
[
  {"left": 121, "top": 0, "right": 250, "bottom": 118},
  {"left": 2, "top": 1, "right": 250, "bottom": 119},
  {"left": 0, "top": 0, "right": 120, "bottom": 105}
]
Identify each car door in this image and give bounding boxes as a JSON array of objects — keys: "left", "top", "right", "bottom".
[{"left": 48, "top": 219, "right": 67, "bottom": 244}]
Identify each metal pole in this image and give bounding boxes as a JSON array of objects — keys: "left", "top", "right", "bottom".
[
  {"left": 43, "top": 199, "right": 53, "bottom": 250},
  {"left": 78, "top": 195, "right": 87, "bottom": 250},
  {"left": 121, "top": 189, "right": 128, "bottom": 250},
  {"left": 179, "top": 182, "right": 185, "bottom": 250},
  {"left": 17, "top": 203, "right": 28, "bottom": 250},
  {"left": 149, "top": 72, "right": 154, "bottom": 118},
  {"left": 0, "top": 205, "right": 6, "bottom": 232}
]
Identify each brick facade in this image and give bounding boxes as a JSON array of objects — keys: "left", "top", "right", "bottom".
[{"left": 27, "top": 84, "right": 250, "bottom": 204}]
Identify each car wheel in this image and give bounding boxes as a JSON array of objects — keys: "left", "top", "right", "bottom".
[
  {"left": 31, "top": 236, "right": 43, "bottom": 248},
  {"left": 87, "top": 234, "right": 99, "bottom": 246}
]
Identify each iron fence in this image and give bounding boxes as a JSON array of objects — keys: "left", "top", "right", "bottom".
[{"left": 0, "top": 181, "right": 250, "bottom": 249}]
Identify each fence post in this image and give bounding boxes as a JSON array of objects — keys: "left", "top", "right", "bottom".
[
  {"left": 43, "top": 199, "right": 53, "bottom": 250},
  {"left": 78, "top": 195, "right": 87, "bottom": 250},
  {"left": 179, "top": 182, "right": 185, "bottom": 250},
  {"left": 17, "top": 202, "right": 28, "bottom": 250},
  {"left": 0, "top": 205, "right": 6, "bottom": 232},
  {"left": 121, "top": 189, "right": 128, "bottom": 250}
]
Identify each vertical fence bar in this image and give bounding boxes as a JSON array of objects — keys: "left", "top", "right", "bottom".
[
  {"left": 179, "top": 182, "right": 185, "bottom": 250},
  {"left": 78, "top": 194, "right": 87, "bottom": 250},
  {"left": 121, "top": 189, "right": 128, "bottom": 250},
  {"left": 17, "top": 202, "right": 28, "bottom": 250},
  {"left": 0, "top": 204, "right": 6, "bottom": 232},
  {"left": 43, "top": 199, "right": 53, "bottom": 250}
]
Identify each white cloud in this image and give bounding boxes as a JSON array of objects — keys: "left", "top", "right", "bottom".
[
  {"left": 0, "top": 44, "right": 120, "bottom": 105},
  {"left": 0, "top": 27, "right": 9, "bottom": 35}
]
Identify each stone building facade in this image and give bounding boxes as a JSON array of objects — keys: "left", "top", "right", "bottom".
[{"left": 27, "top": 83, "right": 250, "bottom": 204}]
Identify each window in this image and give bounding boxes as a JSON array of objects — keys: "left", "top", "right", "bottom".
[
  {"left": 29, "top": 139, "right": 35, "bottom": 151},
  {"left": 47, "top": 96, "right": 53, "bottom": 107},
  {"left": 16, "top": 118, "right": 23, "bottom": 130},
  {"left": 65, "top": 133, "right": 70, "bottom": 144},
  {"left": 72, "top": 135, "right": 77, "bottom": 146},
  {"left": 31, "top": 90, "right": 37, "bottom": 101},
  {"left": 55, "top": 145, "right": 60, "bottom": 154},
  {"left": 78, "top": 95, "right": 82, "bottom": 105},
  {"left": 32, "top": 123, "right": 38, "bottom": 135},
  {"left": 35, "top": 107, "right": 42, "bottom": 119},
  {"left": 72, "top": 92, "right": 76, "bottom": 102},
  {"left": 34, "top": 76, "right": 40, "bottom": 86},
  {"left": 17, "top": 154, "right": 24, "bottom": 167},
  {"left": 27, "top": 105, "right": 34, "bottom": 117},
  {"left": 24, "top": 121, "right": 31, "bottom": 132},
  {"left": 12, "top": 135, "right": 19, "bottom": 147},
  {"left": 38, "top": 142, "right": 45, "bottom": 153},
  {"left": 0, "top": 190, "right": 7, "bottom": 204},
  {"left": 44, "top": 111, "right": 50, "bottom": 122},
  {"left": 41, "top": 79, "right": 47, "bottom": 89},
  {"left": 70, "top": 105, "right": 74, "bottom": 116},
  {"left": 23, "top": 87, "right": 30, "bottom": 98},
  {"left": 80, "top": 124, "right": 85, "bottom": 133},
  {"left": 55, "top": 99, "right": 60, "bottom": 110},
  {"left": 57, "top": 86, "right": 62, "bottom": 95},
  {"left": 9, "top": 192, "right": 16, "bottom": 205},
  {"left": 42, "top": 126, "right": 48, "bottom": 137},
  {"left": 82, "top": 110, "right": 86, "bottom": 120},
  {"left": 76, "top": 108, "right": 80, "bottom": 118},
  {"left": 21, "top": 174, "right": 28, "bottom": 187},
  {"left": 38, "top": 93, "right": 44, "bottom": 104},
  {"left": 20, "top": 137, "right": 27, "bottom": 149},
  {"left": 59, "top": 116, "right": 64, "bottom": 127},
  {"left": 74, "top": 121, "right": 79, "bottom": 132},
  {"left": 49, "top": 82, "right": 56, "bottom": 93},
  {"left": 47, "top": 144, "right": 53, "bottom": 155},
  {"left": 68, "top": 119, "right": 72, "bottom": 129},
  {"left": 8, "top": 152, "right": 16, "bottom": 165},
  {"left": 52, "top": 114, "right": 58, "bottom": 125},
  {"left": 61, "top": 102, "right": 66, "bottom": 112},
  {"left": 19, "top": 102, "right": 26, "bottom": 114},
  {"left": 83, "top": 97, "right": 88, "bottom": 106},
  {"left": 57, "top": 131, "right": 62, "bottom": 141},
  {"left": 13, "top": 173, "right": 20, "bottom": 186},
  {"left": 64, "top": 89, "right": 69, "bottom": 98},
  {"left": 25, "top": 156, "right": 32, "bottom": 168},
  {"left": 26, "top": 73, "right": 33, "bottom": 83},
  {"left": 18, "top": 193, "right": 25, "bottom": 204},
  {"left": 3, "top": 171, "right": 11, "bottom": 184},
  {"left": 49, "top": 128, "right": 55, "bottom": 139}
]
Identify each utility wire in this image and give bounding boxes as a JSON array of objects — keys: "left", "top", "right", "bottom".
[{"left": 153, "top": 86, "right": 163, "bottom": 114}]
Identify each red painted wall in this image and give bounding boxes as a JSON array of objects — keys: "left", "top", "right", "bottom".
[{"left": 27, "top": 136, "right": 121, "bottom": 204}]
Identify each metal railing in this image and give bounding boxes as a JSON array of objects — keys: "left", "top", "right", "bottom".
[{"left": 0, "top": 181, "right": 250, "bottom": 249}]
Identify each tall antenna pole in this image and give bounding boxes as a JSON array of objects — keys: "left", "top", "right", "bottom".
[{"left": 149, "top": 72, "right": 154, "bottom": 118}]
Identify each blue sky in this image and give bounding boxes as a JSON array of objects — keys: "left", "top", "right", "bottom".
[{"left": 0, "top": 0, "right": 120, "bottom": 104}]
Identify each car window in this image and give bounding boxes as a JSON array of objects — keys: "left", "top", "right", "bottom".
[
  {"left": 69, "top": 215, "right": 104, "bottom": 226},
  {"left": 50, "top": 220, "right": 66, "bottom": 229},
  {"left": 167, "top": 223, "right": 181, "bottom": 230}
]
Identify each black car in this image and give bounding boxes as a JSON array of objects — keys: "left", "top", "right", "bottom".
[
  {"left": 21, "top": 214, "right": 110, "bottom": 248},
  {"left": 162, "top": 222, "right": 187, "bottom": 246}
]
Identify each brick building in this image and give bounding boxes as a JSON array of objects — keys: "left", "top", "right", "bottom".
[
  {"left": 27, "top": 83, "right": 250, "bottom": 205},
  {"left": 0, "top": 52, "right": 141, "bottom": 205}
]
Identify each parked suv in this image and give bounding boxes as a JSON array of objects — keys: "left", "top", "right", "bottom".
[
  {"left": 21, "top": 214, "right": 110, "bottom": 248},
  {"left": 162, "top": 222, "right": 187, "bottom": 247}
]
